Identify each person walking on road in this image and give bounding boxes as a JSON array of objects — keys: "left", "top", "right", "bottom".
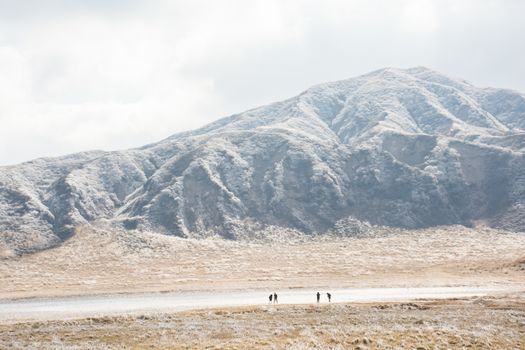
[
  {"left": 269, "top": 294, "right": 273, "bottom": 303},
  {"left": 327, "top": 292, "right": 331, "bottom": 302},
  {"left": 316, "top": 292, "right": 320, "bottom": 303},
  {"left": 273, "top": 292, "right": 278, "bottom": 304}
]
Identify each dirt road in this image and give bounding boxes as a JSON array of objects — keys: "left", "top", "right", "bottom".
[{"left": 0, "top": 285, "right": 516, "bottom": 322}]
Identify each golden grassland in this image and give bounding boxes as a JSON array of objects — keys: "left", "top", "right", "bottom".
[
  {"left": 1, "top": 224, "right": 525, "bottom": 349},
  {"left": 1, "top": 294, "right": 524, "bottom": 349},
  {"left": 1, "top": 224, "right": 524, "bottom": 299}
]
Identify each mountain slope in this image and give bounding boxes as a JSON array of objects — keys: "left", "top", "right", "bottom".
[{"left": 1, "top": 67, "right": 525, "bottom": 255}]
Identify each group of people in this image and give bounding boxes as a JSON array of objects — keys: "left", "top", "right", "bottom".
[
  {"left": 268, "top": 292, "right": 278, "bottom": 304},
  {"left": 317, "top": 291, "right": 331, "bottom": 303},
  {"left": 268, "top": 292, "right": 332, "bottom": 304}
]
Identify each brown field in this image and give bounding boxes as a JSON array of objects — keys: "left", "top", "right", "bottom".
[
  {"left": 1, "top": 293, "right": 524, "bottom": 349},
  {"left": 1, "top": 224, "right": 525, "bottom": 349},
  {"left": 1, "top": 224, "right": 525, "bottom": 299}
]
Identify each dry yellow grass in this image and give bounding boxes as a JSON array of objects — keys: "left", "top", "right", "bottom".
[
  {"left": 1, "top": 294, "right": 524, "bottom": 349},
  {"left": 2, "top": 224, "right": 525, "bottom": 349},
  {"left": 1, "top": 224, "right": 525, "bottom": 299}
]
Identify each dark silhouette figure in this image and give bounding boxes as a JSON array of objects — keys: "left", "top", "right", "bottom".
[
  {"left": 269, "top": 294, "right": 273, "bottom": 303},
  {"left": 273, "top": 292, "right": 278, "bottom": 304},
  {"left": 316, "top": 292, "right": 320, "bottom": 303},
  {"left": 327, "top": 292, "right": 331, "bottom": 302}
]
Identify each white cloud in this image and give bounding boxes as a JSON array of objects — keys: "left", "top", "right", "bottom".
[
  {"left": 0, "top": 0, "right": 524, "bottom": 165},
  {"left": 401, "top": 0, "right": 438, "bottom": 33}
]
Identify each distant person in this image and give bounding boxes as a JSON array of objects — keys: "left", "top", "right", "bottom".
[
  {"left": 327, "top": 292, "right": 331, "bottom": 302},
  {"left": 273, "top": 292, "right": 278, "bottom": 304},
  {"left": 316, "top": 292, "right": 320, "bottom": 303},
  {"left": 269, "top": 294, "right": 273, "bottom": 303}
]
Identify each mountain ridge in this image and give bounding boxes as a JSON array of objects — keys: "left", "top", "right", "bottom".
[{"left": 1, "top": 67, "right": 524, "bottom": 255}]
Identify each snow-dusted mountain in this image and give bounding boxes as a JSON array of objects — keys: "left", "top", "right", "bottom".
[{"left": 2, "top": 67, "right": 525, "bottom": 254}]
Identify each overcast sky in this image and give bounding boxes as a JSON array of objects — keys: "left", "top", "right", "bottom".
[{"left": 1, "top": 0, "right": 524, "bottom": 165}]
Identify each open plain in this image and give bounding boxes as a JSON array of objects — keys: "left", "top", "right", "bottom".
[
  {"left": 1, "top": 294, "right": 525, "bottom": 349},
  {"left": 1, "top": 224, "right": 524, "bottom": 299},
  {"left": 1, "top": 224, "right": 525, "bottom": 348}
]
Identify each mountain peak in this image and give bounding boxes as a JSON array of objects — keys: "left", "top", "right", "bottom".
[{"left": 294, "top": 66, "right": 519, "bottom": 142}]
